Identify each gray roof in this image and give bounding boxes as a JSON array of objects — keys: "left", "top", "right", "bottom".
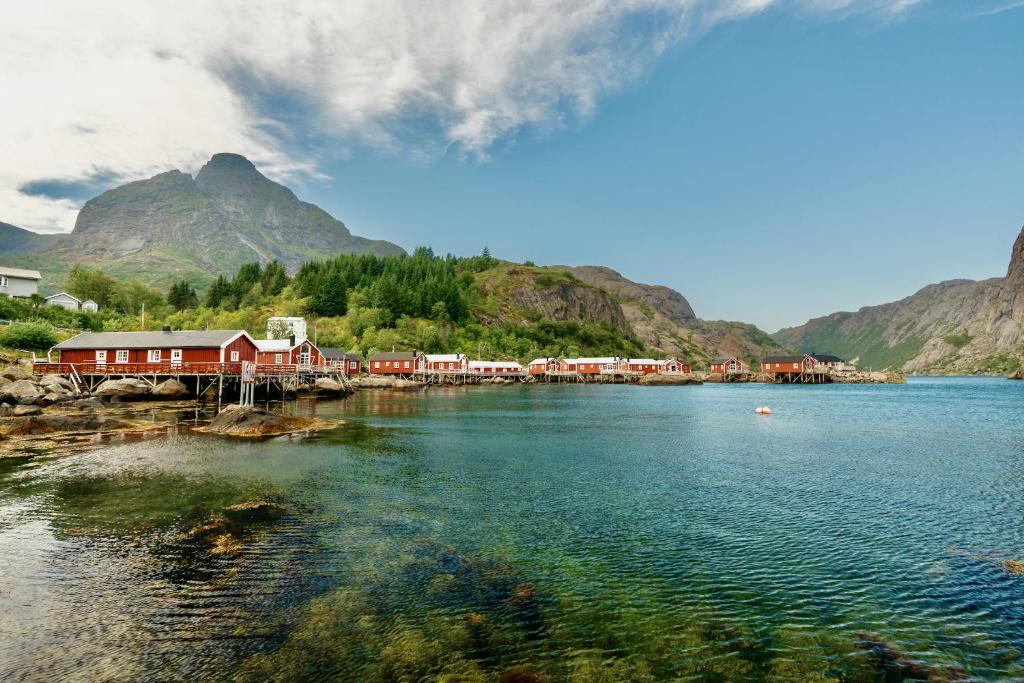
[
  {"left": 710, "top": 357, "right": 739, "bottom": 364},
  {"left": 320, "top": 347, "right": 360, "bottom": 361},
  {"left": 808, "top": 354, "right": 844, "bottom": 363},
  {"left": 0, "top": 266, "right": 42, "bottom": 280},
  {"left": 368, "top": 351, "right": 417, "bottom": 361},
  {"left": 55, "top": 329, "right": 247, "bottom": 350}
]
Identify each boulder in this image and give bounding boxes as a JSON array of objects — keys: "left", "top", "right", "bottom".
[
  {"left": 350, "top": 376, "right": 423, "bottom": 390},
  {"left": 93, "top": 378, "right": 152, "bottom": 400},
  {"left": 12, "top": 404, "right": 42, "bottom": 416},
  {"left": 151, "top": 379, "right": 190, "bottom": 398},
  {"left": 42, "top": 391, "right": 75, "bottom": 406},
  {"left": 1009, "top": 369, "right": 1023, "bottom": 380},
  {"left": 199, "top": 405, "right": 340, "bottom": 438},
  {"left": 37, "top": 374, "right": 74, "bottom": 391},
  {"left": 0, "top": 365, "right": 32, "bottom": 382},
  {"left": 0, "top": 379, "right": 42, "bottom": 405},
  {"left": 0, "top": 403, "right": 12, "bottom": 417},
  {"left": 313, "top": 377, "right": 348, "bottom": 393}
]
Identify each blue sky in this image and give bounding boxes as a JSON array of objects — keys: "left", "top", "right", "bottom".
[
  {"left": 297, "top": 1, "right": 1023, "bottom": 331},
  {"left": 2, "top": 0, "right": 1022, "bottom": 331}
]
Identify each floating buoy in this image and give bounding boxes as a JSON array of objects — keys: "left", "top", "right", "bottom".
[{"left": 755, "top": 406, "right": 772, "bottom": 415}]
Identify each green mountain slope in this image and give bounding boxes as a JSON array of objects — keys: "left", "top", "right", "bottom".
[
  {"left": 774, "top": 225, "right": 1024, "bottom": 373},
  {"left": 0, "top": 221, "right": 61, "bottom": 258}
]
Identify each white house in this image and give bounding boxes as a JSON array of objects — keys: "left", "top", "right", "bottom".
[
  {"left": 45, "top": 292, "right": 82, "bottom": 311},
  {"left": 267, "top": 316, "right": 307, "bottom": 343},
  {"left": 0, "top": 267, "right": 41, "bottom": 298},
  {"left": 81, "top": 300, "right": 99, "bottom": 313}
]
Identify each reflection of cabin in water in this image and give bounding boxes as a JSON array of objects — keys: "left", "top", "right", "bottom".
[{"left": 709, "top": 357, "right": 746, "bottom": 374}]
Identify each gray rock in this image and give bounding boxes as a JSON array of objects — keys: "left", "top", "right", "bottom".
[
  {"left": 93, "top": 378, "right": 152, "bottom": 400},
  {"left": 0, "top": 403, "right": 13, "bottom": 417},
  {"left": 12, "top": 405, "right": 42, "bottom": 416},
  {"left": 151, "top": 379, "right": 189, "bottom": 398},
  {"left": 0, "top": 379, "right": 42, "bottom": 405},
  {"left": 0, "top": 365, "right": 32, "bottom": 382},
  {"left": 38, "top": 374, "right": 75, "bottom": 391},
  {"left": 313, "top": 377, "right": 347, "bottom": 393},
  {"left": 43, "top": 392, "right": 75, "bottom": 405},
  {"left": 70, "top": 397, "right": 106, "bottom": 409}
]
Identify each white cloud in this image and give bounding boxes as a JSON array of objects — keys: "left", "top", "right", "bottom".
[{"left": 0, "top": 0, "right": 922, "bottom": 233}]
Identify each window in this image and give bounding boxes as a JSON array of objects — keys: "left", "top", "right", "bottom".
[
  {"left": 0, "top": 276, "right": 7, "bottom": 287},
  {"left": 350, "top": 361, "right": 357, "bottom": 369},
  {"left": 373, "top": 362, "right": 379, "bottom": 369},
  {"left": 275, "top": 353, "right": 283, "bottom": 364},
  {"left": 171, "top": 349, "right": 182, "bottom": 365},
  {"left": 116, "top": 349, "right": 129, "bottom": 363},
  {"left": 96, "top": 350, "right": 107, "bottom": 364},
  {"left": 147, "top": 349, "right": 161, "bottom": 362},
  {"left": 231, "top": 351, "right": 240, "bottom": 362},
  {"left": 385, "top": 361, "right": 391, "bottom": 368}
]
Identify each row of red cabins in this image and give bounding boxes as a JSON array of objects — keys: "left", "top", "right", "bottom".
[{"left": 40, "top": 329, "right": 841, "bottom": 380}]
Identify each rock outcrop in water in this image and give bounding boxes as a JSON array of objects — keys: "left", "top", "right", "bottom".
[
  {"left": 199, "top": 405, "right": 340, "bottom": 437},
  {"left": 636, "top": 373, "right": 702, "bottom": 386}
]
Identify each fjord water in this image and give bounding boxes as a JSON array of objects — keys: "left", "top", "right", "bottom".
[{"left": 2, "top": 378, "right": 1023, "bottom": 681}]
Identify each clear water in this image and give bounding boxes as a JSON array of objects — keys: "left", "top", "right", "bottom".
[{"left": 2, "top": 378, "right": 1023, "bottom": 681}]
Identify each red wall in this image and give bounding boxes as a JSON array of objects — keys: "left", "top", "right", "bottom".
[
  {"left": 58, "top": 334, "right": 257, "bottom": 366},
  {"left": 369, "top": 358, "right": 415, "bottom": 374}
]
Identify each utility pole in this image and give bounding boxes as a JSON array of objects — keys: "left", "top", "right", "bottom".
[{"left": 140, "top": 303, "right": 145, "bottom": 330}]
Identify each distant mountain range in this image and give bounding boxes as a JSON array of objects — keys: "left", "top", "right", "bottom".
[
  {"left": 0, "top": 152, "right": 785, "bottom": 364},
  {"left": 1, "top": 153, "right": 404, "bottom": 287},
  {"left": 775, "top": 226, "right": 1024, "bottom": 374}
]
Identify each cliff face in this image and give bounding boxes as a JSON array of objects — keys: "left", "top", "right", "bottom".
[
  {"left": 15, "top": 153, "right": 405, "bottom": 288},
  {"left": 549, "top": 265, "right": 785, "bottom": 365},
  {"left": 775, "top": 226, "right": 1024, "bottom": 373}
]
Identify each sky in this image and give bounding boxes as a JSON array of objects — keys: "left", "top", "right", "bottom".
[{"left": 1, "top": 0, "right": 1022, "bottom": 331}]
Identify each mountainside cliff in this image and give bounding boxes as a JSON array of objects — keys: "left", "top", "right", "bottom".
[
  {"left": 0, "top": 222, "right": 60, "bottom": 257},
  {"left": 4, "top": 153, "right": 404, "bottom": 287},
  {"left": 774, "top": 226, "right": 1024, "bottom": 373},
  {"left": 549, "top": 265, "right": 785, "bottom": 365}
]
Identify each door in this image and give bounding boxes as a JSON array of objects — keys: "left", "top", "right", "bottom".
[
  {"left": 95, "top": 350, "right": 107, "bottom": 366},
  {"left": 171, "top": 349, "right": 182, "bottom": 367}
]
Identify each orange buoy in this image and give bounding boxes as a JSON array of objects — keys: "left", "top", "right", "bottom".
[{"left": 755, "top": 406, "right": 772, "bottom": 415}]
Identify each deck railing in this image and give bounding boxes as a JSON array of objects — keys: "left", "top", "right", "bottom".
[{"left": 34, "top": 361, "right": 246, "bottom": 376}]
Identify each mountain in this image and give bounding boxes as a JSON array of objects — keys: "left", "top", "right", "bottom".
[
  {"left": 547, "top": 265, "right": 786, "bottom": 366},
  {"left": 5, "top": 153, "right": 404, "bottom": 287},
  {"left": 0, "top": 221, "right": 60, "bottom": 257},
  {"left": 774, "top": 226, "right": 1024, "bottom": 374}
]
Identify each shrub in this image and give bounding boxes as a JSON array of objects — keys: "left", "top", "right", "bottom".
[{"left": 0, "top": 322, "right": 59, "bottom": 351}]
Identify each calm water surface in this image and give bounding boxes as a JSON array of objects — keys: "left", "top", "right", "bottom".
[{"left": 1, "top": 378, "right": 1023, "bottom": 681}]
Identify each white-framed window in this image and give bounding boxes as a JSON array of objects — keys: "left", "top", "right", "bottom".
[
  {"left": 385, "top": 361, "right": 391, "bottom": 368},
  {"left": 230, "top": 350, "right": 240, "bottom": 362},
  {"left": 147, "top": 349, "right": 161, "bottom": 362},
  {"left": 0, "top": 276, "right": 7, "bottom": 287},
  {"left": 96, "top": 350, "right": 107, "bottom": 364},
  {"left": 275, "top": 353, "right": 283, "bottom": 364},
  {"left": 116, "top": 349, "right": 129, "bottom": 363},
  {"left": 373, "top": 362, "right": 379, "bottom": 368},
  {"left": 350, "top": 361, "right": 357, "bottom": 369}
]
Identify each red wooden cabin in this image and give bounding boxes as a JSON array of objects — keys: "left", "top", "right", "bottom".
[
  {"left": 49, "top": 329, "right": 258, "bottom": 372},
  {"left": 528, "top": 358, "right": 558, "bottom": 375},
  {"left": 659, "top": 358, "right": 690, "bottom": 374},
  {"left": 368, "top": 351, "right": 420, "bottom": 376},
  {"left": 421, "top": 354, "right": 468, "bottom": 373},
  {"left": 320, "top": 348, "right": 361, "bottom": 376},
  {"left": 255, "top": 337, "right": 323, "bottom": 368},
  {"left": 709, "top": 357, "right": 746, "bottom": 374},
  {"left": 468, "top": 360, "right": 524, "bottom": 376},
  {"left": 560, "top": 357, "right": 619, "bottom": 376}
]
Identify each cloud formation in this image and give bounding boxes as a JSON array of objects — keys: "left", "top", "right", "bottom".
[{"left": 0, "top": 0, "right": 921, "bottom": 232}]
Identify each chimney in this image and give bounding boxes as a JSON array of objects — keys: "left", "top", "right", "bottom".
[
  {"left": 162, "top": 325, "right": 171, "bottom": 333},
  {"left": 289, "top": 333, "right": 296, "bottom": 346}
]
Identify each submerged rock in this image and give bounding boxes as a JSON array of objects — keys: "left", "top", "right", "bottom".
[
  {"left": 151, "top": 378, "right": 190, "bottom": 398},
  {"left": 857, "top": 633, "right": 970, "bottom": 682},
  {"left": 0, "top": 413, "right": 140, "bottom": 436},
  {"left": 223, "top": 499, "right": 286, "bottom": 523},
  {"left": 199, "top": 405, "right": 340, "bottom": 437},
  {"left": 93, "top": 378, "right": 152, "bottom": 400}
]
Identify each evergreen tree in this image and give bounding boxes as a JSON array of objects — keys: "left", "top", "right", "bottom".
[
  {"left": 167, "top": 280, "right": 199, "bottom": 311},
  {"left": 205, "top": 276, "right": 232, "bottom": 308},
  {"left": 311, "top": 270, "right": 347, "bottom": 316}
]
